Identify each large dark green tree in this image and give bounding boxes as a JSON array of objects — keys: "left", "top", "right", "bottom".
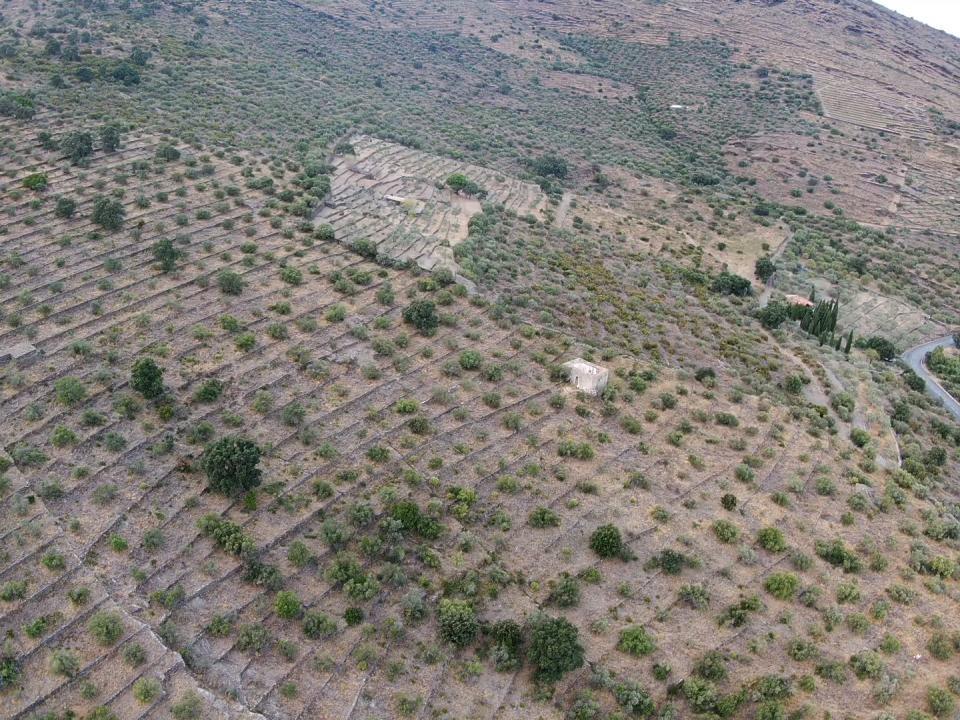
[
  {"left": 202, "top": 437, "right": 262, "bottom": 496},
  {"left": 99, "top": 124, "right": 122, "bottom": 152},
  {"left": 438, "top": 599, "right": 478, "bottom": 647},
  {"left": 529, "top": 154, "right": 568, "bottom": 179},
  {"left": 711, "top": 272, "right": 752, "bottom": 297},
  {"left": 130, "top": 47, "right": 150, "bottom": 66},
  {"left": 217, "top": 270, "right": 244, "bottom": 295},
  {"left": 61, "top": 131, "right": 93, "bottom": 165},
  {"left": 402, "top": 300, "right": 439, "bottom": 336},
  {"left": 92, "top": 196, "right": 125, "bottom": 231},
  {"left": 754, "top": 255, "right": 776, "bottom": 283},
  {"left": 527, "top": 615, "right": 584, "bottom": 682},
  {"left": 152, "top": 238, "right": 180, "bottom": 273},
  {"left": 54, "top": 196, "right": 77, "bottom": 219},
  {"left": 589, "top": 524, "right": 624, "bottom": 558},
  {"left": 130, "top": 358, "right": 164, "bottom": 399},
  {"left": 110, "top": 62, "right": 140, "bottom": 86}
]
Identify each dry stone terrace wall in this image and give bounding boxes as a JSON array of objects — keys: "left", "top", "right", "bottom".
[{"left": 317, "top": 136, "right": 546, "bottom": 275}]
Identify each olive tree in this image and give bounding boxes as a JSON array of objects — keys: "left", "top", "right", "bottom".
[
  {"left": 402, "top": 300, "right": 439, "bottom": 336},
  {"left": 437, "top": 599, "right": 478, "bottom": 647},
  {"left": 130, "top": 358, "right": 164, "bottom": 399},
  {"left": 152, "top": 238, "right": 180, "bottom": 273},
  {"left": 99, "top": 124, "right": 122, "bottom": 152},
  {"left": 527, "top": 615, "right": 584, "bottom": 682},
  {"left": 201, "top": 437, "right": 262, "bottom": 496},
  {"left": 92, "top": 196, "right": 125, "bottom": 231},
  {"left": 61, "top": 131, "right": 93, "bottom": 165}
]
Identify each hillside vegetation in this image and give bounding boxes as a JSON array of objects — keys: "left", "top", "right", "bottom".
[{"left": 1, "top": 2, "right": 959, "bottom": 719}]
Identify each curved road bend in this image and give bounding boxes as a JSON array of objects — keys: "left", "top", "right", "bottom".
[{"left": 902, "top": 335, "right": 960, "bottom": 422}]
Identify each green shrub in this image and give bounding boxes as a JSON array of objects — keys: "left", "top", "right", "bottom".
[
  {"left": 528, "top": 507, "right": 560, "bottom": 528},
  {"left": 61, "top": 131, "right": 93, "bottom": 165},
  {"left": 1, "top": 580, "right": 28, "bottom": 601},
  {"left": 757, "top": 527, "right": 787, "bottom": 553},
  {"left": 54, "top": 196, "right": 77, "bottom": 218},
  {"left": 589, "top": 524, "right": 624, "bottom": 558},
  {"left": 445, "top": 173, "right": 486, "bottom": 197},
  {"left": 712, "top": 271, "right": 752, "bottom": 296},
  {"left": 558, "top": 440, "right": 595, "bottom": 460},
  {"left": 131, "top": 357, "right": 165, "bottom": 399},
  {"left": 55, "top": 377, "right": 86, "bottom": 406},
  {"left": 718, "top": 595, "right": 762, "bottom": 627},
  {"left": 198, "top": 515, "right": 255, "bottom": 556},
  {"left": 859, "top": 336, "right": 897, "bottom": 361},
  {"left": 787, "top": 638, "right": 818, "bottom": 662},
  {"left": 547, "top": 574, "right": 581, "bottom": 608},
  {"left": 678, "top": 583, "right": 711, "bottom": 610},
  {"left": 217, "top": 270, "right": 245, "bottom": 295},
  {"left": 395, "top": 398, "right": 418, "bottom": 414},
  {"left": 694, "top": 650, "right": 728, "bottom": 681},
  {"left": 928, "top": 686, "right": 956, "bottom": 717},
  {"left": 438, "top": 599, "right": 478, "bottom": 647},
  {"left": 193, "top": 379, "right": 224, "bottom": 403},
  {"left": 402, "top": 301, "right": 439, "bottom": 336},
  {"left": 23, "top": 172, "right": 48, "bottom": 191},
  {"left": 123, "top": 643, "right": 147, "bottom": 667},
  {"left": 133, "top": 676, "right": 162, "bottom": 703},
  {"left": 42, "top": 552, "right": 66, "bottom": 571},
  {"left": 617, "top": 625, "right": 656, "bottom": 656},
  {"left": 50, "top": 425, "right": 77, "bottom": 447},
  {"left": 646, "top": 548, "right": 695, "bottom": 575},
  {"left": 275, "top": 591, "right": 302, "bottom": 619},
  {"left": 91, "top": 195, "right": 125, "bottom": 230},
  {"left": 171, "top": 691, "right": 203, "bottom": 720},
  {"left": 50, "top": 649, "right": 80, "bottom": 677},
  {"left": 927, "top": 632, "right": 956, "bottom": 661},
  {"left": 280, "top": 266, "right": 303, "bottom": 285},
  {"left": 88, "top": 611, "right": 124, "bottom": 646},
  {"left": 815, "top": 539, "right": 862, "bottom": 573},
  {"left": 848, "top": 651, "right": 883, "bottom": 680},
  {"left": 326, "top": 304, "right": 347, "bottom": 322},
  {"left": 850, "top": 428, "right": 870, "bottom": 448},
  {"left": 459, "top": 350, "right": 482, "bottom": 370},
  {"left": 713, "top": 519, "right": 739, "bottom": 543},
  {"left": 836, "top": 582, "right": 860, "bottom": 604},
  {"left": 303, "top": 611, "right": 337, "bottom": 639},
  {"left": 764, "top": 573, "right": 800, "bottom": 601},
  {"left": 236, "top": 624, "right": 269, "bottom": 653},
  {"left": 758, "top": 301, "right": 790, "bottom": 329}
]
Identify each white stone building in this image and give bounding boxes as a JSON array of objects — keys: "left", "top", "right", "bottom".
[{"left": 562, "top": 358, "right": 610, "bottom": 396}]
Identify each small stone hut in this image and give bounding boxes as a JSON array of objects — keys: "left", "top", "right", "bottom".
[
  {"left": 0, "top": 342, "right": 39, "bottom": 365},
  {"left": 562, "top": 358, "right": 610, "bottom": 396}
]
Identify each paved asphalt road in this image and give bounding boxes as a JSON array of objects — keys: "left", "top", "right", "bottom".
[{"left": 902, "top": 335, "right": 960, "bottom": 422}]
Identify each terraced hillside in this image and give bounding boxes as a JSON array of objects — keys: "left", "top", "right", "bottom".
[
  {"left": 318, "top": 136, "right": 545, "bottom": 276},
  {"left": 2, "top": 2, "right": 960, "bottom": 720}
]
